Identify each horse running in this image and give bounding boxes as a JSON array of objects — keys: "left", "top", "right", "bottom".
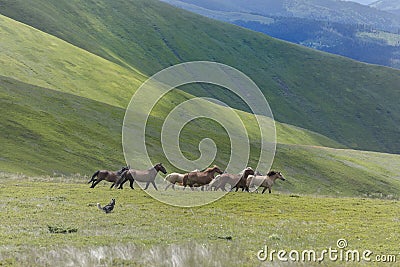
[
  {"left": 164, "top": 169, "right": 199, "bottom": 190},
  {"left": 88, "top": 166, "right": 129, "bottom": 188},
  {"left": 209, "top": 167, "right": 254, "bottom": 191},
  {"left": 116, "top": 163, "right": 167, "bottom": 190},
  {"left": 182, "top": 165, "right": 223, "bottom": 190},
  {"left": 246, "top": 171, "right": 285, "bottom": 194},
  {"left": 230, "top": 167, "right": 257, "bottom": 192}
]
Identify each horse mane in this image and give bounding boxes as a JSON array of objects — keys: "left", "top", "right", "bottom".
[
  {"left": 267, "top": 171, "right": 277, "bottom": 176},
  {"left": 204, "top": 165, "right": 218, "bottom": 172}
]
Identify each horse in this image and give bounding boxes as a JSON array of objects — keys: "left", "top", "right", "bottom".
[
  {"left": 209, "top": 167, "right": 254, "bottom": 191},
  {"left": 88, "top": 166, "right": 129, "bottom": 188},
  {"left": 230, "top": 167, "right": 256, "bottom": 192},
  {"left": 246, "top": 171, "right": 285, "bottom": 194},
  {"left": 182, "top": 165, "right": 223, "bottom": 190},
  {"left": 116, "top": 163, "right": 167, "bottom": 190},
  {"left": 164, "top": 169, "right": 199, "bottom": 190}
]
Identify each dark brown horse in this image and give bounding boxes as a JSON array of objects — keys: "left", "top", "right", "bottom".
[
  {"left": 231, "top": 167, "right": 256, "bottom": 192},
  {"left": 88, "top": 166, "right": 129, "bottom": 188},
  {"left": 182, "top": 165, "right": 223, "bottom": 190},
  {"left": 116, "top": 163, "right": 167, "bottom": 190}
]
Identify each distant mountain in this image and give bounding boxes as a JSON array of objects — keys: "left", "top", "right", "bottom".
[
  {"left": 168, "top": 0, "right": 400, "bottom": 32},
  {"left": 163, "top": 0, "right": 400, "bottom": 69},
  {"left": 370, "top": 0, "right": 400, "bottom": 16}
]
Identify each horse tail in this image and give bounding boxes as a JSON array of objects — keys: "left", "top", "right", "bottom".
[{"left": 89, "top": 170, "right": 100, "bottom": 183}]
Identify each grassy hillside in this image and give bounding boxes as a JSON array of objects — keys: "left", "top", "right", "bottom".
[
  {"left": 1, "top": 0, "right": 400, "bottom": 153},
  {"left": 2, "top": 13, "right": 400, "bottom": 200},
  {"left": 0, "top": 14, "right": 340, "bottom": 174}
]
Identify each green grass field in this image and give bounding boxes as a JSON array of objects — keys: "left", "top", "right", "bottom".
[{"left": 1, "top": 175, "right": 399, "bottom": 266}]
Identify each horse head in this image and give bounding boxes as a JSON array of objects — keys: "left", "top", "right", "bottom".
[
  {"left": 243, "top": 167, "right": 255, "bottom": 177},
  {"left": 212, "top": 165, "right": 223, "bottom": 175},
  {"left": 155, "top": 163, "right": 167, "bottom": 174},
  {"left": 118, "top": 166, "right": 130, "bottom": 175},
  {"left": 268, "top": 171, "right": 285, "bottom": 181}
]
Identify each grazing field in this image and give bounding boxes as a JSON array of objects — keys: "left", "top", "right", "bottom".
[{"left": 1, "top": 174, "right": 399, "bottom": 266}]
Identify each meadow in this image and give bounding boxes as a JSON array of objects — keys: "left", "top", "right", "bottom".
[{"left": 1, "top": 173, "right": 399, "bottom": 266}]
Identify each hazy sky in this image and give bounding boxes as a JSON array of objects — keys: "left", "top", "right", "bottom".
[{"left": 345, "top": 0, "right": 376, "bottom": 5}]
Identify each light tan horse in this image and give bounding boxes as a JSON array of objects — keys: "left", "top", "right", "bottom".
[
  {"left": 116, "top": 163, "right": 167, "bottom": 190},
  {"left": 209, "top": 167, "right": 254, "bottom": 191},
  {"left": 164, "top": 169, "right": 199, "bottom": 190},
  {"left": 182, "top": 165, "right": 223, "bottom": 190},
  {"left": 246, "top": 171, "right": 285, "bottom": 194},
  {"left": 88, "top": 166, "right": 129, "bottom": 188}
]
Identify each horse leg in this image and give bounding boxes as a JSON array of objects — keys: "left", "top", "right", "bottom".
[
  {"left": 110, "top": 183, "right": 115, "bottom": 189},
  {"left": 91, "top": 180, "right": 101, "bottom": 188},
  {"left": 261, "top": 187, "right": 267, "bottom": 194},
  {"left": 144, "top": 182, "right": 150, "bottom": 190},
  {"left": 269, "top": 188, "right": 272, "bottom": 194},
  {"left": 165, "top": 183, "right": 171, "bottom": 190},
  {"left": 129, "top": 178, "right": 134, "bottom": 189},
  {"left": 151, "top": 181, "right": 158, "bottom": 190}
]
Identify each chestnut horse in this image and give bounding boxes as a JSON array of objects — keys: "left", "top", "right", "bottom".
[
  {"left": 182, "top": 165, "right": 223, "bottom": 190},
  {"left": 116, "top": 163, "right": 167, "bottom": 190},
  {"left": 246, "top": 171, "right": 285, "bottom": 193},
  {"left": 88, "top": 166, "right": 129, "bottom": 188},
  {"left": 164, "top": 169, "right": 199, "bottom": 190}
]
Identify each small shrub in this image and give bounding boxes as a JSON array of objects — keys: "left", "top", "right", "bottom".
[{"left": 47, "top": 225, "right": 78, "bottom": 234}]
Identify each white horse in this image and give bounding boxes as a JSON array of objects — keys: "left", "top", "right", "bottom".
[{"left": 246, "top": 171, "right": 285, "bottom": 194}]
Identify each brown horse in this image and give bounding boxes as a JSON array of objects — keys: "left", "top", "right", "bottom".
[
  {"left": 116, "top": 163, "right": 167, "bottom": 190},
  {"left": 246, "top": 171, "right": 285, "bottom": 194},
  {"left": 209, "top": 167, "right": 254, "bottom": 192},
  {"left": 164, "top": 169, "right": 199, "bottom": 190},
  {"left": 230, "top": 167, "right": 256, "bottom": 192},
  {"left": 88, "top": 166, "right": 129, "bottom": 188},
  {"left": 182, "top": 165, "right": 223, "bottom": 190}
]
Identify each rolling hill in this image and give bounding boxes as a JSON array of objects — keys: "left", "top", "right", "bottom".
[
  {"left": 163, "top": 0, "right": 400, "bottom": 69},
  {"left": 0, "top": 0, "right": 400, "bottom": 198},
  {"left": 1, "top": 0, "right": 400, "bottom": 155},
  {"left": 371, "top": 0, "right": 400, "bottom": 16}
]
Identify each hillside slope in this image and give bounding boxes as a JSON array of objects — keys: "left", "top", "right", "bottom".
[
  {"left": 165, "top": 0, "right": 400, "bottom": 69},
  {"left": 1, "top": 13, "right": 400, "bottom": 199},
  {"left": 0, "top": 14, "right": 341, "bottom": 174},
  {"left": 1, "top": 0, "right": 399, "bottom": 154},
  {"left": 371, "top": 0, "right": 400, "bottom": 15}
]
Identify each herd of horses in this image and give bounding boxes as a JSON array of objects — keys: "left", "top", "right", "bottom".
[{"left": 88, "top": 163, "right": 285, "bottom": 194}]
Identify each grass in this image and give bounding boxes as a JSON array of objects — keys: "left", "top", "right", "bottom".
[
  {"left": 0, "top": 174, "right": 400, "bottom": 266},
  {"left": 1, "top": 0, "right": 400, "bottom": 153}
]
